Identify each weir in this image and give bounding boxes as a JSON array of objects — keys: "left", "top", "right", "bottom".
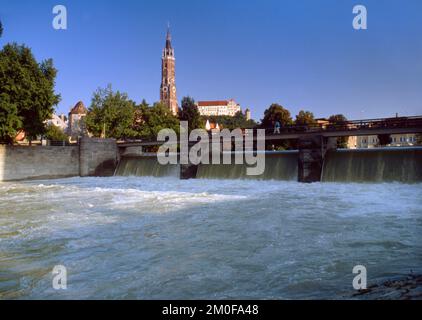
[
  {"left": 115, "top": 156, "right": 179, "bottom": 177},
  {"left": 322, "top": 147, "right": 422, "bottom": 183},
  {"left": 196, "top": 151, "right": 298, "bottom": 181},
  {"left": 114, "top": 148, "right": 422, "bottom": 183}
]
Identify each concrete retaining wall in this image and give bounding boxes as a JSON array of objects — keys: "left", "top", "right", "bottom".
[
  {"left": 0, "top": 145, "right": 79, "bottom": 181},
  {"left": 0, "top": 138, "right": 118, "bottom": 182}
]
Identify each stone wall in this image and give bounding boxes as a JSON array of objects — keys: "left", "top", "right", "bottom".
[
  {"left": 0, "top": 145, "right": 79, "bottom": 181},
  {"left": 79, "top": 137, "right": 118, "bottom": 177},
  {"left": 0, "top": 138, "right": 118, "bottom": 182}
]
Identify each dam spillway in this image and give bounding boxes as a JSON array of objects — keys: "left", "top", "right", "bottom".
[
  {"left": 195, "top": 151, "right": 298, "bottom": 181},
  {"left": 114, "top": 148, "right": 422, "bottom": 183},
  {"left": 322, "top": 147, "right": 422, "bottom": 183},
  {"left": 115, "top": 156, "right": 179, "bottom": 177},
  {"left": 115, "top": 151, "right": 299, "bottom": 181}
]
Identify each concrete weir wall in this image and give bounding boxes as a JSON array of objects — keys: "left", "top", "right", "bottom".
[
  {"left": 0, "top": 138, "right": 118, "bottom": 182},
  {"left": 79, "top": 137, "right": 118, "bottom": 177}
]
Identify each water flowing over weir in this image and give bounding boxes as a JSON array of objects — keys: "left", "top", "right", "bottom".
[
  {"left": 322, "top": 147, "right": 422, "bottom": 183},
  {"left": 115, "top": 152, "right": 299, "bottom": 180},
  {"left": 115, "top": 156, "right": 179, "bottom": 177},
  {"left": 196, "top": 151, "right": 298, "bottom": 180},
  {"left": 114, "top": 148, "right": 422, "bottom": 183}
]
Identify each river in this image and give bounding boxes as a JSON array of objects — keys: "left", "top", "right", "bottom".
[{"left": 0, "top": 176, "right": 421, "bottom": 299}]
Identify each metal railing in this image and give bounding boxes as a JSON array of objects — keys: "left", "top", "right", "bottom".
[{"left": 117, "top": 115, "right": 422, "bottom": 146}]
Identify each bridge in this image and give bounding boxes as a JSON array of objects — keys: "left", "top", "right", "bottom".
[
  {"left": 117, "top": 116, "right": 422, "bottom": 147},
  {"left": 117, "top": 115, "right": 422, "bottom": 183}
]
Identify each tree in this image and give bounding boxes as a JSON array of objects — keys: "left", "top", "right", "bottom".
[
  {"left": 0, "top": 98, "right": 22, "bottom": 144},
  {"left": 45, "top": 123, "right": 68, "bottom": 141},
  {"left": 0, "top": 20, "right": 3, "bottom": 38},
  {"left": 179, "top": 96, "right": 202, "bottom": 132},
  {"left": 0, "top": 43, "right": 60, "bottom": 143},
  {"left": 134, "top": 102, "right": 180, "bottom": 139},
  {"left": 295, "top": 110, "right": 316, "bottom": 127},
  {"left": 260, "top": 104, "right": 294, "bottom": 150},
  {"left": 204, "top": 111, "right": 257, "bottom": 130},
  {"left": 261, "top": 104, "right": 293, "bottom": 128},
  {"left": 85, "top": 85, "right": 137, "bottom": 139},
  {"left": 377, "top": 134, "right": 392, "bottom": 146},
  {"left": 328, "top": 114, "right": 349, "bottom": 148}
]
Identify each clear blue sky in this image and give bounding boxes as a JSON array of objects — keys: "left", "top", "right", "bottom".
[{"left": 1, "top": 0, "right": 421, "bottom": 120}]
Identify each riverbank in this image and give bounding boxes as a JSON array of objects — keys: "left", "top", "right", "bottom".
[{"left": 351, "top": 274, "right": 422, "bottom": 300}]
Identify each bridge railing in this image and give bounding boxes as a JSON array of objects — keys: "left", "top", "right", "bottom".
[
  {"left": 261, "top": 116, "right": 422, "bottom": 136},
  {"left": 117, "top": 116, "right": 422, "bottom": 145}
]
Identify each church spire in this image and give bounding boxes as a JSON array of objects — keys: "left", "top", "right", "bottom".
[
  {"left": 166, "top": 22, "right": 172, "bottom": 50},
  {"left": 160, "top": 24, "right": 178, "bottom": 115}
]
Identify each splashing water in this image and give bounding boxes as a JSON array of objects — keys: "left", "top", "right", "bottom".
[{"left": 0, "top": 176, "right": 421, "bottom": 299}]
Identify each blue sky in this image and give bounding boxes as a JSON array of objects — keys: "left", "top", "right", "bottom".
[{"left": 1, "top": 0, "right": 421, "bottom": 120}]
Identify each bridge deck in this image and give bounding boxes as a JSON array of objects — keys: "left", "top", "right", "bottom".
[{"left": 117, "top": 116, "right": 422, "bottom": 147}]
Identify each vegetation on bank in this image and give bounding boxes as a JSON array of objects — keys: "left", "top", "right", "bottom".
[{"left": 0, "top": 43, "right": 60, "bottom": 144}]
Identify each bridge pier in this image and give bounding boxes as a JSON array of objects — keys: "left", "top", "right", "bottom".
[
  {"left": 298, "top": 135, "right": 337, "bottom": 183},
  {"left": 180, "top": 163, "right": 198, "bottom": 179}
]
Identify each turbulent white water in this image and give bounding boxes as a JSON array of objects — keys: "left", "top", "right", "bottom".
[{"left": 0, "top": 177, "right": 421, "bottom": 299}]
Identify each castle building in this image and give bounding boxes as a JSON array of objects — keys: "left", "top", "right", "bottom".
[
  {"left": 68, "top": 101, "right": 87, "bottom": 138},
  {"left": 160, "top": 27, "right": 178, "bottom": 115},
  {"left": 196, "top": 99, "right": 241, "bottom": 117}
]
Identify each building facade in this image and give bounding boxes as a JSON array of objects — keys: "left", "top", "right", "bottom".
[
  {"left": 196, "top": 99, "right": 241, "bottom": 117},
  {"left": 68, "top": 101, "right": 87, "bottom": 138},
  {"left": 160, "top": 27, "right": 178, "bottom": 115},
  {"left": 46, "top": 114, "right": 68, "bottom": 131},
  {"left": 348, "top": 134, "right": 419, "bottom": 148}
]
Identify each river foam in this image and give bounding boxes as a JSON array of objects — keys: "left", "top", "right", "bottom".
[{"left": 0, "top": 177, "right": 421, "bottom": 299}]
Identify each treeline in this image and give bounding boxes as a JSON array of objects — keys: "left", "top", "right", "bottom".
[
  {"left": 2, "top": 19, "right": 420, "bottom": 147},
  {"left": 0, "top": 39, "right": 350, "bottom": 147}
]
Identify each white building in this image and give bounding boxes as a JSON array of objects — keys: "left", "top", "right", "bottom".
[
  {"left": 196, "top": 99, "right": 241, "bottom": 117},
  {"left": 45, "top": 114, "right": 68, "bottom": 131},
  {"left": 349, "top": 134, "right": 418, "bottom": 148}
]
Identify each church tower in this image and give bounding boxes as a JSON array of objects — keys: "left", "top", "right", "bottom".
[{"left": 160, "top": 26, "right": 178, "bottom": 115}]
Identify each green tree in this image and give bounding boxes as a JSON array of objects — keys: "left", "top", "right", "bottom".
[
  {"left": 328, "top": 114, "right": 349, "bottom": 148},
  {"left": 261, "top": 104, "right": 293, "bottom": 128},
  {"left": 0, "top": 98, "right": 22, "bottom": 144},
  {"left": 45, "top": 124, "right": 68, "bottom": 141},
  {"left": 85, "top": 85, "right": 137, "bottom": 139},
  {"left": 204, "top": 111, "right": 257, "bottom": 130},
  {"left": 134, "top": 102, "right": 180, "bottom": 139},
  {"left": 260, "top": 104, "right": 294, "bottom": 150},
  {"left": 0, "top": 43, "right": 60, "bottom": 143},
  {"left": 295, "top": 110, "right": 316, "bottom": 127},
  {"left": 179, "top": 96, "right": 202, "bottom": 132}
]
